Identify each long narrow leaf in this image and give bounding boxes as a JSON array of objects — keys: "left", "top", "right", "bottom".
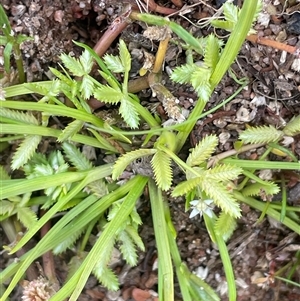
[
  {"left": 62, "top": 176, "right": 148, "bottom": 301},
  {"left": 148, "top": 179, "right": 174, "bottom": 301}
]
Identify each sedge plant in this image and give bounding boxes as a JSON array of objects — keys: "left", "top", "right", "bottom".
[
  {"left": 1, "top": 0, "right": 300, "bottom": 300},
  {"left": 0, "top": 4, "right": 33, "bottom": 84}
]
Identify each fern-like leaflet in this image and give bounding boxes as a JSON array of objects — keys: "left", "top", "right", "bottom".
[
  {"left": 240, "top": 125, "right": 284, "bottom": 144},
  {"left": 112, "top": 149, "right": 157, "bottom": 180},
  {"left": 151, "top": 150, "right": 173, "bottom": 191}
]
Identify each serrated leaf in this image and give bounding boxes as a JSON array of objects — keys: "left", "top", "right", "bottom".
[
  {"left": 58, "top": 119, "right": 84, "bottom": 142},
  {"left": 24, "top": 80, "right": 61, "bottom": 101},
  {"left": 79, "top": 49, "right": 93, "bottom": 74},
  {"left": 51, "top": 151, "right": 69, "bottom": 170},
  {"left": 210, "top": 20, "right": 235, "bottom": 31},
  {"left": 96, "top": 236, "right": 116, "bottom": 266},
  {"left": 112, "top": 149, "right": 157, "bottom": 180},
  {"left": 200, "top": 179, "right": 241, "bottom": 218},
  {"left": 103, "top": 54, "right": 124, "bottom": 73},
  {"left": 118, "top": 230, "right": 138, "bottom": 266},
  {"left": 129, "top": 209, "right": 143, "bottom": 227},
  {"left": 125, "top": 225, "right": 145, "bottom": 251},
  {"left": 99, "top": 70, "right": 120, "bottom": 90},
  {"left": 24, "top": 82, "right": 49, "bottom": 95},
  {"left": 170, "top": 63, "right": 199, "bottom": 84},
  {"left": 186, "top": 167, "right": 204, "bottom": 180},
  {"left": 66, "top": 252, "right": 87, "bottom": 282},
  {"left": 50, "top": 67, "right": 73, "bottom": 86},
  {"left": 53, "top": 227, "right": 86, "bottom": 254},
  {"left": 0, "top": 200, "right": 15, "bottom": 216},
  {"left": 215, "top": 211, "right": 237, "bottom": 241},
  {"left": 16, "top": 207, "right": 37, "bottom": 229},
  {"left": 46, "top": 79, "right": 61, "bottom": 96},
  {"left": 283, "top": 115, "right": 300, "bottom": 136},
  {"left": 119, "top": 97, "right": 139, "bottom": 128},
  {"left": 60, "top": 53, "right": 85, "bottom": 77},
  {"left": 31, "top": 163, "right": 54, "bottom": 177},
  {"left": 62, "top": 142, "right": 92, "bottom": 170},
  {"left": 119, "top": 39, "right": 131, "bottom": 73},
  {"left": 172, "top": 177, "right": 203, "bottom": 197},
  {"left": 187, "top": 135, "right": 218, "bottom": 166},
  {"left": 223, "top": 2, "right": 238, "bottom": 25},
  {"left": 0, "top": 108, "right": 39, "bottom": 125},
  {"left": 93, "top": 265, "right": 119, "bottom": 291},
  {"left": 204, "top": 34, "right": 220, "bottom": 70},
  {"left": 80, "top": 75, "right": 94, "bottom": 99},
  {"left": 23, "top": 153, "right": 48, "bottom": 175},
  {"left": 88, "top": 180, "right": 108, "bottom": 198},
  {"left": 242, "top": 182, "right": 280, "bottom": 198},
  {"left": 190, "top": 67, "right": 212, "bottom": 101},
  {"left": 94, "top": 85, "right": 123, "bottom": 104},
  {"left": 151, "top": 150, "right": 172, "bottom": 191},
  {"left": 240, "top": 125, "right": 284, "bottom": 144},
  {"left": 194, "top": 36, "right": 207, "bottom": 55},
  {"left": 107, "top": 201, "right": 122, "bottom": 221},
  {"left": 205, "top": 164, "right": 242, "bottom": 182},
  {"left": 11, "top": 135, "right": 42, "bottom": 170}
]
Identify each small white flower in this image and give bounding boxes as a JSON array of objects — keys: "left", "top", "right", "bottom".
[
  {"left": 189, "top": 199, "right": 214, "bottom": 219},
  {"left": 194, "top": 266, "right": 209, "bottom": 280}
]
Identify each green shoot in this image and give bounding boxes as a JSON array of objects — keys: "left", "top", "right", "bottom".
[{"left": 0, "top": 4, "right": 33, "bottom": 83}]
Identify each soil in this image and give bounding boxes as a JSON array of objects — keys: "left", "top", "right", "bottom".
[{"left": 1, "top": 1, "right": 300, "bottom": 301}]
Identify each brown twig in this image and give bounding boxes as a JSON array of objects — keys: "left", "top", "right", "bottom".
[
  {"left": 40, "top": 210, "right": 60, "bottom": 288},
  {"left": 207, "top": 143, "right": 266, "bottom": 168},
  {"left": 93, "top": 7, "right": 132, "bottom": 57},
  {"left": 142, "top": 0, "right": 178, "bottom": 15},
  {"left": 170, "top": 0, "right": 183, "bottom": 8},
  {"left": 128, "top": 77, "right": 150, "bottom": 93},
  {"left": 247, "top": 34, "right": 300, "bottom": 57}
]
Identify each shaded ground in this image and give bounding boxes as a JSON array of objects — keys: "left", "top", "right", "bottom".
[{"left": 1, "top": 0, "right": 300, "bottom": 300}]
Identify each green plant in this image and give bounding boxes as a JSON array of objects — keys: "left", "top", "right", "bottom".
[
  {"left": 1, "top": 0, "right": 299, "bottom": 300},
  {"left": 0, "top": 4, "right": 33, "bottom": 84}
]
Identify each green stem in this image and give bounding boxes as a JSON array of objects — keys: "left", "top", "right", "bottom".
[
  {"left": 13, "top": 45, "right": 26, "bottom": 84},
  {"left": 175, "top": 98, "right": 206, "bottom": 153},
  {"left": 158, "top": 145, "right": 201, "bottom": 177},
  {"left": 222, "top": 158, "right": 300, "bottom": 170},
  {"left": 233, "top": 191, "right": 300, "bottom": 234},
  {"left": 1, "top": 124, "right": 117, "bottom": 152},
  {"left": 214, "top": 229, "right": 236, "bottom": 301},
  {"left": 148, "top": 179, "right": 174, "bottom": 301},
  {"left": 1, "top": 101, "right": 104, "bottom": 128},
  {"left": 129, "top": 11, "right": 205, "bottom": 55},
  {"left": 210, "top": 0, "right": 258, "bottom": 89},
  {"left": 175, "top": 0, "right": 258, "bottom": 153},
  {"left": 131, "top": 97, "right": 160, "bottom": 128}
]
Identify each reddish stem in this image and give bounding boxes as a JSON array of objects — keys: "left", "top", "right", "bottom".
[
  {"left": 170, "top": 0, "right": 183, "bottom": 8},
  {"left": 247, "top": 34, "right": 300, "bottom": 57},
  {"left": 142, "top": 0, "right": 178, "bottom": 14},
  {"left": 40, "top": 210, "right": 59, "bottom": 287},
  {"left": 93, "top": 9, "right": 131, "bottom": 57}
]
